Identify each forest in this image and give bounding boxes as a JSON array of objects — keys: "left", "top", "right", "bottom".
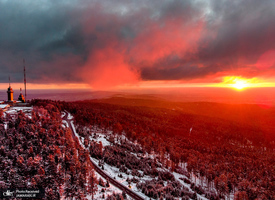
[
  {"left": 77, "top": 124, "right": 204, "bottom": 199},
  {"left": 1, "top": 97, "right": 274, "bottom": 199},
  {"left": 60, "top": 97, "right": 275, "bottom": 199},
  {"left": 0, "top": 103, "right": 97, "bottom": 199}
]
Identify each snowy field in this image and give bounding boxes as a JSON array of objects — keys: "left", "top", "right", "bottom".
[
  {"left": 2, "top": 106, "right": 33, "bottom": 130},
  {"left": 4, "top": 106, "right": 33, "bottom": 116}
]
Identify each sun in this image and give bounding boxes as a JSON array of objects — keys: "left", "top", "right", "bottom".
[
  {"left": 221, "top": 76, "right": 255, "bottom": 90},
  {"left": 218, "top": 76, "right": 275, "bottom": 90},
  {"left": 232, "top": 80, "right": 248, "bottom": 90}
]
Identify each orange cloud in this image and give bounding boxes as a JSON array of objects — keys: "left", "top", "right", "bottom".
[
  {"left": 79, "top": 47, "right": 140, "bottom": 90},
  {"left": 76, "top": 6, "right": 206, "bottom": 89}
]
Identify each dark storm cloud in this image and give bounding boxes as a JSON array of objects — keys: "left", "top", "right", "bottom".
[
  {"left": 0, "top": 0, "right": 85, "bottom": 83},
  {"left": 136, "top": 0, "right": 275, "bottom": 81},
  {"left": 0, "top": 1, "right": 70, "bottom": 51},
  {"left": 195, "top": 0, "right": 275, "bottom": 75},
  {"left": 0, "top": 0, "right": 274, "bottom": 87}
]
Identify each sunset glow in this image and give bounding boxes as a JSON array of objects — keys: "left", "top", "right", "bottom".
[
  {"left": 218, "top": 76, "right": 275, "bottom": 90},
  {"left": 1, "top": 78, "right": 274, "bottom": 91},
  {"left": 223, "top": 77, "right": 255, "bottom": 90},
  {"left": 1, "top": 1, "right": 275, "bottom": 199},
  {"left": 0, "top": 83, "right": 90, "bottom": 90},
  {"left": 0, "top": 0, "right": 275, "bottom": 90}
]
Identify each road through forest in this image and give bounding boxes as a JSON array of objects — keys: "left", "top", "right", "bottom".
[{"left": 62, "top": 111, "right": 144, "bottom": 200}]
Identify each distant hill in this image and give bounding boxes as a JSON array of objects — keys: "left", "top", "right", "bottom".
[{"left": 86, "top": 95, "right": 275, "bottom": 140}]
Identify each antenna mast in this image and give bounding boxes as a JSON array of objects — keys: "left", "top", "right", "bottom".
[{"left": 23, "top": 59, "right": 26, "bottom": 101}]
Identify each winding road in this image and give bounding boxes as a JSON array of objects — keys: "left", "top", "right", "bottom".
[{"left": 62, "top": 111, "right": 144, "bottom": 200}]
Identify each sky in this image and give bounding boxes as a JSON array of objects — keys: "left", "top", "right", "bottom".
[{"left": 0, "top": 0, "right": 275, "bottom": 90}]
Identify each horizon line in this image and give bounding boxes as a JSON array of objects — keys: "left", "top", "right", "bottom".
[{"left": 0, "top": 81, "right": 275, "bottom": 90}]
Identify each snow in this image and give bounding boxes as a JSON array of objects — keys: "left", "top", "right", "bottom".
[
  {"left": 98, "top": 162, "right": 148, "bottom": 199},
  {"left": 61, "top": 112, "right": 66, "bottom": 118},
  {"left": 70, "top": 121, "right": 149, "bottom": 199},
  {"left": 173, "top": 171, "right": 209, "bottom": 200},
  {"left": 87, "top": 172, "right": 125, "bottom": 200},
  {"left": 89, "top": 134, "right": 110, "bottom": 147},
  {"left": 4, "top": 122, "right": 7, "bottom": 130},
  {"left": 8, "top": 106, "right": 32, "bottom": 111},
  {"left": 5, "top": 106, "right": 32, "bottom": 113},
  {"left": 3, "top": 106, "right": 33, "bottom": 118},
  {"left": 67, "top": 113, "right": 74, "bottom": 120},
  {"left": 0, "top": 104, "right": 9, "bottom": 109},
  {"left": 67, "top": 112, "right": 217, "bottom": 200},
  {"left": 85, "top": 132, "right": 163, "bottom": 199},
  {"left": 62, "top": 120, "right": 69, "bottom": 128},
  {"left": 70, "top": 122, "right": 132, "bottom": 199},
  {"left": 92, "top": 186, "right": 117, "bottom": 200}
]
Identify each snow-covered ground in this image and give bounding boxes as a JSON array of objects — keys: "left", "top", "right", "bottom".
[
  {"left": 69, "top": 120, "right": 210, "bottom": 200},
  {"left": 61, "top": 112, "right": 66, "bottom": 119},
  {"left": 62, "top": 120, "right": 69, "bottom": 129},
  {"left": 67, "top": 113, "right": 74, "bottom": 120},
  {"left": 5, "top": 106, "right": 33, "bottom": 113},
  {"left": 73, "top": 126, "right": 148, "bottom": 199},
  {"left": 64, "top": 117, "right": 137, "bottom": 200},
  {"left": 2, "top": 106, "right": 33, "bottom": 118},
  {"left": 0, "top": 104, "right": 9, "bottom": 109}
]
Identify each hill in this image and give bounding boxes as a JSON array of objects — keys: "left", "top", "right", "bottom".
[{"left": 81, "top": 95, "right": 275, "bottom": 143}]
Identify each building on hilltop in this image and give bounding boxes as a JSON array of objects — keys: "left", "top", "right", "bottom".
[
  {"left": 3, "top": 83, "right": 27, "bottom": 105},
  {"left": 18, "top": 88, "right": 26, "bottom": 103},
  {"left": 7, "top": 80, "right": 14, "bottom": 102},
  {"left": 2, "top": 78, "right": 27, "bottom": 106},
  {"left": 2, "top": 60, "right": 28, "bottom": 105}
]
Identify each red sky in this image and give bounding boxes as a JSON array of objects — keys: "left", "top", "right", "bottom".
[{"left": 0, "top": 0, "right": 275, "bottom": 90}]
